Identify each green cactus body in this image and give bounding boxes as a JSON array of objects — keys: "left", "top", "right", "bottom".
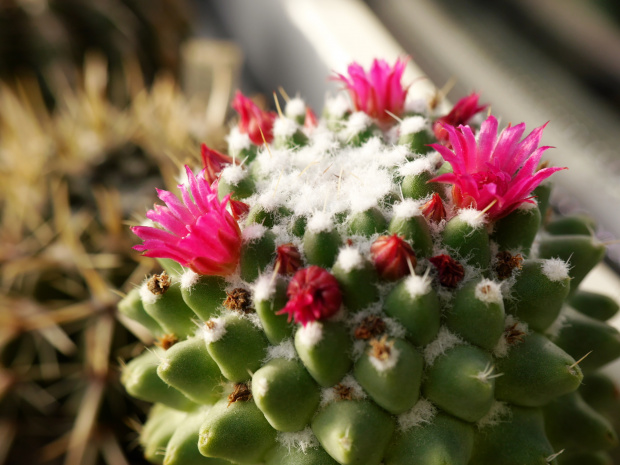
[{"left": 121, "top": 79, "right": 620, "bottom": 464}]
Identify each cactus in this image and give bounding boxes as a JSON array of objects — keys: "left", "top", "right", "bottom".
[{"left": 121, "top": 58, "right": 620, "bottom": 465}]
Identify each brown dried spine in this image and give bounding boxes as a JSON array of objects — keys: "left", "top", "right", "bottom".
[{"left": 333, "top": 383, "right": 353, "bottom": 401}]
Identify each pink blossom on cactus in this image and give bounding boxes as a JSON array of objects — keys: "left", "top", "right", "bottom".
[
  {"left": 421, "top": 193, "right": 447, "bottom": 223},
  {"left": 231, "top": 91, "right": 276, "bottom": 145},
  {"left": 333, "top": 58, "right": 409, "bottom": 124},
  {"left": 131, "top": 166, "right": 242, "bottom": 276},
  {"left": 229, "top": 198, "right": 250, "bottom": 221},
  {"left": 201, "top": 143, "right": 236, "bottom": 184},
  {"left": 304, "top": 107, "right": 318, "bottom": 130},
  {"left": 433, "top": 93, "right": 487, "bottom": 144},
  {"left": 430, "top": 115, "right": 566, "bottom": 221},
  {"left": 277, "top": 266, "right": 342, "bottom": 326}
]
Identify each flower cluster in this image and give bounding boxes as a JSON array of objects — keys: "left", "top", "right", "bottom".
[
  {"left": 333, "top": 58, "right": 408, "bottom": 124},
  {"left": 430, "top": 115, "right": 565, "bottom": 220},
  {"left": 231, "top": 91, "right": 276, "bottom": 145}
]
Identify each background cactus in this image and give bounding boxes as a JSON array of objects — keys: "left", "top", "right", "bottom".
[{"left": 121, "top": 58, "right": 620, "bottom": 465}]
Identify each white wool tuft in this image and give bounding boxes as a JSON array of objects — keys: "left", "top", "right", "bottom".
[
  {"left": 307, "top": 211, "right": 334, "bottom": 233},
  {"left": 252, "top": 275, "right": 276, "bottom": 303},
  {"left": 221, "top": 163, "right": 247, "bottom": 185},
  {"left": 297, "top": 321, "right": 323, "bottom": 347},
  {"left": 336, "top": 247, "right": 364, "bottom": 272},
  {"left": 400, "top": 116, "right": 429, "bottom": 136},
  {"left": 380, "top": 144, "right": 411, "bottom": 167},
  {"left": 253, "top": 377, "right": 269, "bottom": 398},
  {"left": 265, "top": 339, "right": 298, "bottom": 361},
  {"left": 541, "top": 258, "right": 570, "bottom": 282},
  {"left": 245, "top": 312, "right": 263, "bottom": 329},
  {"left": 320, "top": 374, "right": 366, "bottom": 407},
  {"left": 139, "top": 280, "right": 160, "bottom": 306},
  {"left": 277, "top": 428, "right": 319, "bottom": 453},
  {"left": 423, "top": 327, "right": 464, "bottom": 366},
  {"left": 202, "top": 318, "right": 227, "bottom": 344},
  {"left": 399, "top": 157, "right": 434, "bottom": 177},
  {"left": 180, "top": 269, "right": 199, "bottom": 291},
  {"left": 393, "top": 198, "right": 424, "bottom": 219},
  {"left": 397, "top": 398, "right": 437, "bottom": 431},
  {"left": 457, "top": 208, "right": 486, "bottom": 229},
  {"left": 383, "top": 317, "right": 407, "bottom": 339},
  {"left": 404, "top": 274, "right": 432, "bottom": 299},
  {"left": 285, "top": 98, "right": 306, "bottom": 119},
  {"left": 342, "top": 112, "right": 372, "bottom": 139},
  {"left": 325, "top": 94, "right": 350, "bottom": 118},
  {"left": 242, "top": 223, "right": 267, "bottom": 242},
  {"left": 227, "top": 126, "right": 251, "bottom": 153},
  {"left": 274, "top": 117, "right": 299, "bottom": 138},
  {"left": 475, "top": 279, "right": 503, "bottom": 304},
  {"left": 369, "top": 344, "right": 400, "bottom": 372},
  {"left": 477, "top": 402, "right": 512, "bottom": 428}
]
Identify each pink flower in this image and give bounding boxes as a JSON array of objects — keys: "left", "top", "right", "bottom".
[
  {"left": 433, "top": 93, "right": 487, "bottom": 144},
  {"left": 275, "top": 243, "right": 303, "bottom": 276},
  {"left": 201, "top": 143, "right": 236, "bottom": 184},
  {"left": 430, "top": 115, "right": 566, "bottom": 221},
  {"left": 231, "top": 91, "right": 276, "bottom": 145},
  {"left": 277, "top": 266, "right": 342, "bottom": 326},
  {"left": 131, "top": 166, "right": 242, "bottom": 276},
  {"left": 370, "top": 234, "right": 417, "bottom": 281},
  {"left": 333, "top": 58, "right": 409, "bottom": 124}
]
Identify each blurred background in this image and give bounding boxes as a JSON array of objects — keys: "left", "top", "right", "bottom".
[{"left": 1, "top": 0, "right": 620, "bottom": 464}]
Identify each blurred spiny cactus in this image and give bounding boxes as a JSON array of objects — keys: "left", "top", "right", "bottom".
[
  {"left": 0, "top": 46, "right": 240, "bottom": 465},
  {"left": 121, "top": 59, "right": 620, "bottom": 465},
  {"left": 0, "top": 0, "right": 190, "bottom": 106}
]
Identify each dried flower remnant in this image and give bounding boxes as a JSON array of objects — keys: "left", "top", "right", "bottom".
[
  {"left": 430, "top": 115, "right": 566, "bottom": 221},
  {"left": 232, "top": 91, "right": 276, "bottom": 145},
  {"left": 429, "top": 254, "right": 465, "bottom": 288},
  {"left": 369, "top": 335, "right": 394, "bottom": 360},
  {"left": 334, "top": 383, "right": 354, "bottom": 401},
  {"left": 495, "top": 251, "right": 524, "bottom": 280},
  {"left": 228, "top": 383, "right": 253, "bottom": 406},
  {"left": 504, "top": 323, "right": 526, "bottom": 346},
  {"left": 224, "top": 288, "right": 253, "bottom": 313},
  {"left": 354, "top": 315, "right": 387, "bottom": 340},
  {"left": 131, "top": 166, "right": 242, "bottom": 276},
  {"left": 421, "top": 193, "right": 447, "bottom": 223},
  {"left": 275, "top": 243, "right": 303, "bottom": 275},
  {"left": 156, "top": 334, "right": 179, "bottom": 350},
  {"left": 277, "top": 266, "right": 342, "bottom": 326},
  {"left": 229, "top": 198, "right": 250, "bottom": 221},
  {"left": 333, "top": 58, "right": 409, "bottom": 124},
  {"left": 433, "top": 93, "right": 487, "bottom": 144},
  {"left": 370, "top": 234, "right": 417, "bottom": 281},
  {"left": 147, "top": 271, "right": 171, "bottom": 295}
]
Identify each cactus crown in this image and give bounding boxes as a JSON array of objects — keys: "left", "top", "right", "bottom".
[{"left": 121, "top": 59, "right": 620, "bottom": 465}]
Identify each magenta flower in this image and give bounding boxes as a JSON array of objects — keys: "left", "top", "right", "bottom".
[
  {"left": 131, "top": 166, "right": 242, "bottom": 276},
  {"left": 231, "top": 91, "right": 276, "bottom": 145},
  {"left": 433, "top": 93, "right": 487, "bottom": 144},
  {"left": 430, "top": 115, "right": 566, "bottom": 220},
  {"left": 277, "top": 266, "right": 342, "bottom": 326},
  {"left": 333, "top": 58, "right": 408, "bottom": 124}
]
